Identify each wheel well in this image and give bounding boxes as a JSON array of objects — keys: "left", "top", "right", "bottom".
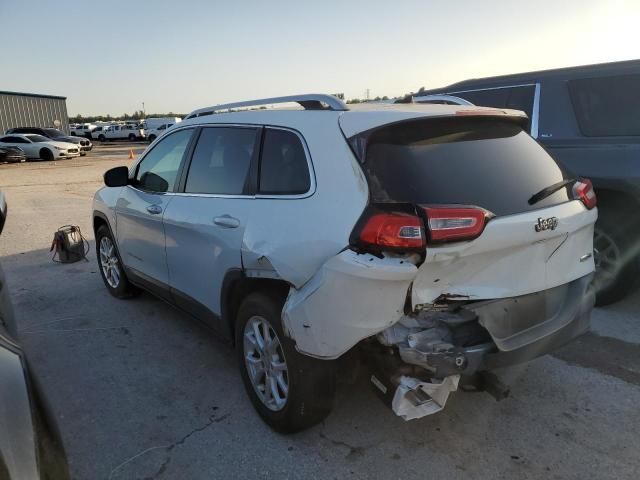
[
  {"left": 93, "top": 215, "right": 107, "bottom": 235},
  {"left": 223, "top": 275, "right": 290, "bottom": 345}
]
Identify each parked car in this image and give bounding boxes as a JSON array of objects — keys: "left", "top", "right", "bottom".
[
  {"left": 93, "top": 94, "right": 597, "bottom": 432},
  {"left": 6, "top": 127, "right": 92, "bottom": 156},
  {"left": 91, "top": 125, "right": 109, "bottom": 141},
  {"left": 141, "top": 117, "right": 182, "bottom": 133},
  {"left": 97, "top": 124, "right": 145, "bottom": 142},
  {"left": 0, "top": 191, "right": 71, "bottom": 479},
  {"left": 0, "top": 146, "right": 26, "bottom": 163},
  {"left": 0, "top": 134, "right": 80, "bottom": 161},
  {"left": 145, "top": 122, "right": 175, "bottom": 143},
  {"left": 407, "top": 60, "right": 640, "bottom": 305},
  {"left": 69, "top": 123, "right": 96, "bottom": 139}
]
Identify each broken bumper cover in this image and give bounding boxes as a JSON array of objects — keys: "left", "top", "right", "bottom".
[
  {"left": 397, "top": 273, "right": 595, "bottom": 378},
  {"left": 383, "top": 274, "right": 594, "bottom": 419}
]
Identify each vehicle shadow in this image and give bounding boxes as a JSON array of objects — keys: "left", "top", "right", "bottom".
[{"left": 2, "top": 247, "right": 639, "bottom": 480}]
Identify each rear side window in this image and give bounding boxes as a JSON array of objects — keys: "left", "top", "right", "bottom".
[
  {"left": 568, "top": 74, "right": 640, "bottom": 136},
  {"left": 259, "top": 129, "right": 310, "bottom": 195},
  {"left": 452, "top": 86, "right": 536, "bottom": 132},
  {"left": 352, "top": 117, "right": 571, "bottom": 217},
  {"left": 185, "top": 127, "right": 257, "bottom": 195}
]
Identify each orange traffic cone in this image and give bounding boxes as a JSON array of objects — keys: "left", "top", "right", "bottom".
[{"left": 128, "top": 149, "right": 134, "bottom": 160}]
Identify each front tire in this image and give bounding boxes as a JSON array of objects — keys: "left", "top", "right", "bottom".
[
  {"left": 236, "top": 292, "right": 335, "bottom": 433},
  {"left": 128, "top": 133, "right": 136, "bottom": 141},
  {"left": 98, "top": 134, "right": 106, "bottom": 142},
  {"left": 96, "top": 225, "right": 140, "bottom": 299},
  {"left": 40, "top": 148, "right": 54, "bottom": 161}
]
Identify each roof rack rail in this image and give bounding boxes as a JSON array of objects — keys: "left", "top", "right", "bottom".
[{"left": 185, "top": 94, "right": 348, "bottom": 119}]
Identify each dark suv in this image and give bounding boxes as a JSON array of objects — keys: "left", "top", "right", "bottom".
[
  {"left": 407, "top": 60, "right": 640, "bottom": 305},
  {"left": 6, "top": 127, "right": 92, "bottom": 155}
]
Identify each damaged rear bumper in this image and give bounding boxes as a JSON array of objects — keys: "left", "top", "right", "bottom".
[
  {"left": 374, "top": 274, "right": 594, "bottom": 419},
  {"left": 388, "top": 273, "right": 594, "bottom": 378}
]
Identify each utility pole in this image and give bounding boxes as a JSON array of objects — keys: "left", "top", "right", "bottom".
[
  {"left": 365, "top": 89, "right": 370, "bottom": 101},
  {"left": 142, "top": 102, "right": 146, "bottom": 118}
]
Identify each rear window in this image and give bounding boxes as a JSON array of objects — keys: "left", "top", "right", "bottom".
[
  {"left": 568, "top": 74, "right": 640, "bottom": 137},
  {"left": 351, "top": 117, "right": 571, "bottom": 217}
]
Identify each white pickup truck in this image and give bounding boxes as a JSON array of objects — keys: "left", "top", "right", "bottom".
[{"left": 96, "top": 125, "right": 145, "bottom": 142}]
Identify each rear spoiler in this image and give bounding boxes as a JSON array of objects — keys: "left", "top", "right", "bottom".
[{"left": 346, "top": 110, "right": 530, "bottom": 163}]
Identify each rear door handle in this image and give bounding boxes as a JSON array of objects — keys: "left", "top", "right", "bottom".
[
  {"left": 146, "top": 205, "right": 163, "bottom": 215},
  {"left": 213, "top": 215, "right": 240, "bottom": 228}
]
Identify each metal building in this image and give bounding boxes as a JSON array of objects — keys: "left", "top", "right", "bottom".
[{"left": 0, "top": 91, "right": 69, "bottom": 135}]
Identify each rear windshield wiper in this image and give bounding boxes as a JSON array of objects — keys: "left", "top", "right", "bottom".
[{"left": 528, "top": 178, "right": 576, "bottom": 206}]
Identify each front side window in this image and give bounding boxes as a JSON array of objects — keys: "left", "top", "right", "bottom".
[
  {"left": 569, "top": 74, "right": 640, "bottom": 136},
  {"left": 184, "top": 127, "right": 257, "bottom": 195},
  {"left": 259, "top": 129, "right": 310, "bottom": 195},
  {"left": 134, "top": 128, "right": 193, "bottom": 193}
]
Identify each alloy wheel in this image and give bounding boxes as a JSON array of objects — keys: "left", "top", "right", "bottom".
[
  {"left": 593, "top": 228, "right": 621, "bottom": 289},
  {"left": 243, "top": 315, "right": 289, "bottom": 411},
  {"left": 99, "top": 236, "right": 120, "bottom": 289}
]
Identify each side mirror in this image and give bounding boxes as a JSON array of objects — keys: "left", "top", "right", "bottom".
[{"left": 104, "top": 166, "right": 129, "bottom": 187}]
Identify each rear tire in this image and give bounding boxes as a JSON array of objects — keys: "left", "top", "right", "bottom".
[
  {"left": 593, "top": 211, "right": 640, "bottom": 306},
  {"left": 148, "top": 134, "right": 156, "bottom": 143},
  {"left": 40, "top": 148, "right": 54, "bottom": 161},
  {"left": 236, "top": 291, "right": 335, "bottom": 433},
  {"left": 96, "top": 225, "right": 140, "bottom": 299}
]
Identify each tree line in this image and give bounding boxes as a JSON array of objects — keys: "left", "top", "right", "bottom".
[{"left": 69, "top": 111, "right": 185, "bottom": 124}]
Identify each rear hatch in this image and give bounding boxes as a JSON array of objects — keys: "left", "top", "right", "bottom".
[{"left": 342, "top": 113, "right": 597, "bottom": 305}]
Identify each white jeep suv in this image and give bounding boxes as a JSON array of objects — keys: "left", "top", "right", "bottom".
[{"left": 92, "top": 94, "right": 597, "bottom": 432}]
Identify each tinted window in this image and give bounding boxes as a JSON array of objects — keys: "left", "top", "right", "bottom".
[
  {"left": 1, "top": 136, "right": 27, "bottom": 143},
  {"left": 569, "top": 74, "right": 640, "bottom": 136},
  {"left": 353, "top": 117, "right": 570, "bottom": 217},
  {"left": 453, "top": 86, "right": 536, "bottom": 132},
  {"left": 43, "top": 129, "right": 64, "bottom": 138},
  {"left": 454, "top": 88, "right": 509, "bottom": 108},
  {"left": 25, "top": 135, "right": 49, "bottom": 142},
  {"left": 259, "top": 129, "right": 310, "bottom": 195},
  {"left": 185, "top": 127, "right": 256, "bottom": 195},
  {"left": 135, "top": 128, "right": 193, "bottom": 192}
]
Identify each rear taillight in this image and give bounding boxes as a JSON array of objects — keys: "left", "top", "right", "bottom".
[
  {"left": 422, "top": 206, "right": 488, "bottom": 243},
  {"left": 573, "top": 179, "right": 597, "bottom": 209},
  {"left": 358, "top": 212, "right": 425, "bottom": 249}
]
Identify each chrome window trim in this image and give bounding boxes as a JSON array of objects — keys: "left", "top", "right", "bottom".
[
  {"left": 167, "top": 123, "right": 316, "bottom": 200},
  {"left": 444, "top": 82, "right": 541, "bottom": 138},
  {"left": 531, "top": 83, "right": 541, "bottom": 139}
]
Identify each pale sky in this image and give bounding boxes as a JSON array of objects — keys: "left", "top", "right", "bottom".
[{"left": 1, "top": 0, "right": 638, "bottom": 116}]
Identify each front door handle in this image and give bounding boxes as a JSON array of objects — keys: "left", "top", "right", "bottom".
[
  {"left": 146, "top": 205, "right": 163, "bottom": 215},
  {"left": 213, "top": 215, "right": 240, "bottom": 229}
]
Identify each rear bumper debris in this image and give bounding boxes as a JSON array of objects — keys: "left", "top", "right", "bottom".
[
  {"left": 374, "top": 273, "right": 594, "bottom": 420},
  {"left": 391, "top": 375, "right": 460, "bottom": 421}
]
